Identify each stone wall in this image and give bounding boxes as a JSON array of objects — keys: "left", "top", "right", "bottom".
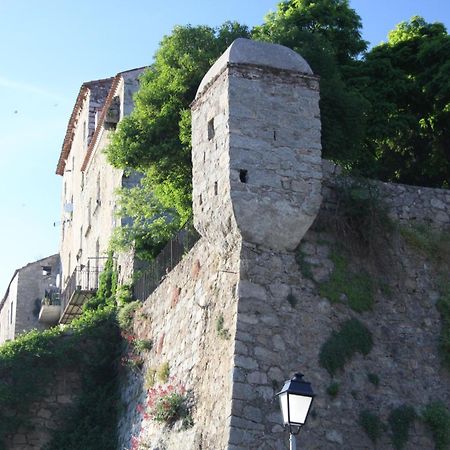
[
  {"left": 322, "top": 160, "right": 450, "bottom": 229},
  {"left": 118, "top": 238, "right": 241, "bottom": 450},
  {"left": 191, "top": 39, "right": 322, "bottom": 253},
  {"left": 4, "top": 369, "right": 80, "bottom": 450},
  {"left": 14, "top": 254, "right": 60, "bottom": 337},
  {"left": 0, "top": 254, "right": 60, "bottom": 344},
  {"left": 119, "top": 180, "right": 449, "bottom": 450},
  {"left": 228, "top": 226, "right": 449, "bottom": 449}
]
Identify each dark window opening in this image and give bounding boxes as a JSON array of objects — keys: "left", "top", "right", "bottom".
[
  {"left": 199, "top": 194, "right": 203, "bottom": 206},
  {"left": 214, "top": 181, "right": 218, "bottom": 195},
  {"left": 273, "top": 130, "right": 277, "bottom": 141},
  {"left": 208, "top": 118, "right": 215, "bottom": 140},
  {"left": 239, "top": 169, "right": 248, "bottom": 183}
]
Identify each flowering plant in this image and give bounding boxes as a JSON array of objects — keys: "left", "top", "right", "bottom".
[
  {"left": 127, "top": 380, "right": 193, "bottom": 449},
  {"left": 146, "top": 381, "right": 188, "bottom": 424}
]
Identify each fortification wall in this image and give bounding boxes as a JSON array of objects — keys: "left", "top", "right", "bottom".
[
  {"left": 322, "top": 160, "right": 450, "bottom": 229},
  {"left": 4, "top": 369, "right": 80, "bottom": 450},
  {"left": 118, "top": 39, "right": 449, "bottom": 450},
  {"left": 119, "top": 180, "right": 449, "bottom": 450},
  {"left": 228, "top": 216, "right": 449, "bottom": 450},
  {"left": 118, "top": 238, "right": 241, "bottom": 450}
]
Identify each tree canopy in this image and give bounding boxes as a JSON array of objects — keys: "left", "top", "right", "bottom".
[{"left": 354, "top": 17, "right": 450, "bottom": 187}]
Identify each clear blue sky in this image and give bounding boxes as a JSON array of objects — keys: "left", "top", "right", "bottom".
[{"left": 0, "top": 0, "right": 449, "bottom": 294}]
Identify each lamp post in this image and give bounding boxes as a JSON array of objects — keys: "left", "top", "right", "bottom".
[{"left": 276, "top": 373, "right": 315, "bottom": 450}]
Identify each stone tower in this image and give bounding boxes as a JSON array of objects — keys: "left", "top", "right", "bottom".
[{"left": 191, "top": 38, "right": 322, "bottom": 252}]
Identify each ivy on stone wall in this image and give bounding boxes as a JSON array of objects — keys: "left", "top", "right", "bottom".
[
  {"left": 319, "top": 318, "right": 373, "bottom": 376},
  {"left": 319, "top": 249, "right": 374, "bottom": 312},
  {"left": 388, "top": 405, "right": 416, "bottom": 450},
  {"left": 422, "top": 401, "right": 450, "bottom": 450},
  {"left": 400, "top": 225, "right": 450, "bottom": 371},
  {"left": 0, "top": 309, "right": 121, "bottom": 450}
]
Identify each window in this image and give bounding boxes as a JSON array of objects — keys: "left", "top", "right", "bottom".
[
  {"left": 88, "top": 199, "right": 92, "bottom": 227},
  {"left": 68, "top": 253, "right": 71, "bottom": 279},
  {"left": 208, "top": 118, "right": 215, "bottom": 140},
  {"left": 83, "top": 121, "right": 87, "bottom": 148},
  {"left": 96, "top": 173, "right": 101, "bottom": 207},
  {"left": 10, "top": 302, "right": 13, "bottom": 324},
  {"left": 79, "top": 226, "right": 83, "bottom": 254}
]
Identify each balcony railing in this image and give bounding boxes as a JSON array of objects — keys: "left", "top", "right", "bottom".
[
  {"left": 38, "top": 289, "right": 62, "bottom": 325},
  {"left": 133, "top": 222, "right": 200, "bottom": 302},
  {"left": 59, "top": 267, "right": 102, "bottom": 324}
]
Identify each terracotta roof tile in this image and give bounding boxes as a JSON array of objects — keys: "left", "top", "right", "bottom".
[
  {"left": 81, "top": 67, "right": 147, "bottom": 172},
  {"left": 55, "top": 77, "right": 114, "bottom": 176}
]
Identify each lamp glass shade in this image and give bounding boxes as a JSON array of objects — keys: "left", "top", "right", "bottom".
[
  {"left": 279, "top": 391, "right": 289, "bottom": 425},
  {"left": 288, "top": 393, "right": 313, "bottom": 425}
]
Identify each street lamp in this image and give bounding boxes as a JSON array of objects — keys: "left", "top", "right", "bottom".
[{"left": 276, "top": 373, "right": 315, "bottom": 450}]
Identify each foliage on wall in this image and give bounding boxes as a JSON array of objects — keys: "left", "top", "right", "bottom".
[
  {"left": 0, "top": 254, "right": 139, "bottom": 450},
  {"left": 0, "top": 309, "right": 121, "bottom": 450}
]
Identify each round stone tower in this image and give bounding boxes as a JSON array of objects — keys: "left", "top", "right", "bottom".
[{"left": 191, "top": 38, "right": 322, "bottom": 252}]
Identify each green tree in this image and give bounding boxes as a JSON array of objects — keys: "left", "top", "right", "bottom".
[
  {"left": 253, "top": 0, "right": 367, "bottom": 64},
  {"left": 106, "top": 22, "right": 249, "bottom": 258},
  {"left": 354, "top": 17, "right": 450, "bottom": 187},
  {"left": 253, "top": 0, "right": 369, "bottom": 164}
]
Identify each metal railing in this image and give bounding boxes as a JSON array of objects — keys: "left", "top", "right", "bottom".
[
  {"left": 133, "top": 222, "right": 200, "bottom": 301},
  {"left": 60, "top": 267, "right": 102, "bottom": 315},
  {"left": 42, "top": 288, "right": 61, "bottom": 306}
]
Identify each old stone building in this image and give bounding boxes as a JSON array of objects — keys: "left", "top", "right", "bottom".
[
  {"left": 55, "top": 67, "right": 145, "bottom": 323},
  {"left": 0, "top": 254, "right": 60, "bottom": 344}
]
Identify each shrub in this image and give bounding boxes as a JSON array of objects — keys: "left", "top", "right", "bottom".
[
  {"left": 146, "top": 381, "right": 189, "bottom": 425},
  {"left": 388, "top": 404, "right": 416, "bottom": 450},
  {"left": 422, "top": 401, "right": 450, "bottom": 450},
  {"left": 359, "top": 410, "right": 383, "bottom": 443},
  {"left": 326, "top": 382, "right": 339, "bottom": 398},
  {"left": 145, "top": 368, "right": 157, "bottom": 389},
  {"left": 216, "top": 314, "right": 230, "bottom": 340},
  {"left": 367, "top": 373, "right": 380, "bottom": 386},
  {"left": 0, "top": 309, "right": 121, "bottom": 450},
  {"left": 319, "top": 318, "right": 373, "bottom": 375},
  {"left": 294, "top": 248, "right": 314, "bottom": 280},
  {"left": 319, "top": 250, "right": 374, "bottom": 312},
  {"left": 157, "top": 362, "right": 170, "bottom": 383},
  {"left": 400, "top": 226, "right": 450, "bottom": 267},
  {"left": 116, "top": 284, "right": 133, "bottom": 306},
  {"left": 134, "top": 339, "right": 153, "bottom": 353},
  {"left": 333, "top": 177, "right": 390, "bottom": 247},
  {"left": 436, "top": 286, "right": 450, "bottom": 371},
  {"left": 286, "top": 293, "right": 298, "bottom": 308},
  {"left": 117, "top": 301, "right": 141, "bottom": 331},
  {"left": 121, "top": 352, "right": 144, "bottom": 372}
]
